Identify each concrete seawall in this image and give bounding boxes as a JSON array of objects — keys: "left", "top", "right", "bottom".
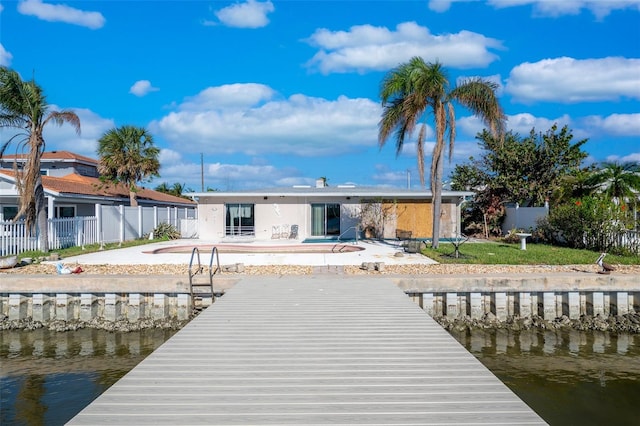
[{"left": 1, "top": 273, "right": 638, "bottom": 327}]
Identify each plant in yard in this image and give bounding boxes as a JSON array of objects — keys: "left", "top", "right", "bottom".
[
  {"left": 378, "top": 57, "right": 505, "bottom": 248},
  {"left": 147, "top": 223, "right": 181, "bottom": 240},
  {"left": 97, "top": 125, "right": 160, "bottom": 207},
  {"left": 537, "top": 196, "right": 631, "bottom": 253},
  {"left": 0, "top": 67, "right": 81, "bottom": 252}
]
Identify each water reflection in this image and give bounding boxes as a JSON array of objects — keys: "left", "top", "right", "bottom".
[
  {"left": 449, "top": 328, "right": 640, "bottom": 426},
  {"left": 1, "top": 329, "right": 176, "bottom": 425}
]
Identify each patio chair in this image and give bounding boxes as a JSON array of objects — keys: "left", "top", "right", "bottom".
[{"left": 289, "top": 224, "right": 298, "bottom": 239}]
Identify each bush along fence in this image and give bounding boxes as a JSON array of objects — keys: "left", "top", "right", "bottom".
[{"left": 0, "top": 204, "right": 197, "bottom": 256}]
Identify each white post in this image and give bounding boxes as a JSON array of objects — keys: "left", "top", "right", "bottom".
[
  {"left": 568, "top": 292, "right": 580, "bottom": 320},
  {"left": 591, "top": 291, "right": 605, "bottom": 317},
  {"left": 104, "top": 293, "right": 121, "bottom": 321},
  {"left": 543, "top": 292, "right": 556, "bottom": 320},
  {"left": 119, "top": 205, "right": 125, "bottom": 245},
  {"left": 80, "top": 293, "right": 97, "bottom": 321},
  {"left": 470, "top": 292, "right": 483, "bottom": 319},
  {"left": 446, "top": 293, "right": 458, "bottom": 318},
  {"left": 128, "top": 293, "right": 144, "bottom": 321},
  {"left": 154, "top": 206, "right": 158, "bottom": 229},
  {"left": 493, "top": 292, "right": 507, "bottom": 321},
  {"left": 32, "top": 293, "right": 51, "bottom": 322},
  {"left": 616, "top": 292, "right": 629, "bottom": 316},
  {"left": 95, "top": 204, "right": 104, "bottom": 249},
  {"left": 55, "top": 293, "right": 74, "bottom": 321},
  {"left": 138, "top": 206, "right": 143, "bottom": 239},
  {"left": 422, "top": 293, "right": 434, "bottom": 316},
  {"left": 518, "top": 292, "right": 532, "bottom": 318}
]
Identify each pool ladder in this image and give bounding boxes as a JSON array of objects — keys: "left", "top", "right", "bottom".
[{"left": 188, "top": 246, "right": 221, "bottom": 311}]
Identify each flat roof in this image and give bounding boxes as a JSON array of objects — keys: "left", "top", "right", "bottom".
[{"left": 188, "top": 186, "right": 474, "bottom": 199}]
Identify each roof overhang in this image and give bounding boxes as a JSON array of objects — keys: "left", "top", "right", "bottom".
[{"left": 188, "top": 187, "right": 475, "bottom": 201}]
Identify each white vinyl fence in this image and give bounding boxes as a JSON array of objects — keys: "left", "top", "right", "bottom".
[
  {"left": 1, "top": 204, "right": 197, "bottom": 256},
  {"left": 501, "top": 204, "right": 549, "bottom": 234}
]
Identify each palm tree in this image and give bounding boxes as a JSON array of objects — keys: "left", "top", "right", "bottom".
[
  {"left": 378, "top": 57, "right": 505, "bottom": 248},
  {"left": 587, "top": 161, "right": 640, "bottom": 202},
  {"left": 0, "top": 67, "right": 80, "bottom": 251},
  {"left": 97, "top": 125, "right": 160, "bottom": 207},
  {"left": 154, "top": 182, "right": 171, "bottom": 194}
]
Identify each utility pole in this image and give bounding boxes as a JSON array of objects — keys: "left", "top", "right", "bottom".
[{"left": 200, "top": 153, "right": 204, "bottom": 192}]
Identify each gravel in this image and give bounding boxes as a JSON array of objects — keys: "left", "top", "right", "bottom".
[{"left": 2, "top": 262, "right": 640, "bottom": 275}]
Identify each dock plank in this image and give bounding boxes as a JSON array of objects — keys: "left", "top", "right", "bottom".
[{"left": 69, "top": 277, "right": 546, "bottom": 425}]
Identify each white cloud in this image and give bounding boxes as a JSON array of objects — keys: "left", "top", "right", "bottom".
[
  {"left": 489, "top": 0, "right": 640, "bottom": 20},
  {"left": 17, "top": 0, "right": 105, "bottom": 29},
  {"left": 613, "top": 152, "right": 640, "bottom": 163},
  {"left": 150, "top": 84, "right": 380, "bottom": 157},
  {"left": 581, "top": 113, "right": 640, "bottom": 137},
  {"left": 0, "top": 43, "right": 12, "bottom": 66},
  {"left": 157, "top": 159, "right": 301, "bottom": 191},
  {"left": 304, "top": 21, "right": 503, "bottom": 74},
  {"left": 42, "top": 106, "right": 115, "bottom": 157},
  {"left": 179, "top": 83, "right": 276, "bottom": 111},
  {"left": 428, "top": 1, "right": 640, "bottom": 20},
  {"left": 129, "top": 80, "right": 159, "bottom": 97},
  {"left": 506, "top": 57, "right": 640, "bottom": 103},
  {"left": 213, "top": 0, "right": 274, "bottom": 28},
  {"left": 159, "top": 149, "right": 183, "bottom": 165}
]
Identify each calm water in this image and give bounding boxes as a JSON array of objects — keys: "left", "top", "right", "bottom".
[
  {"left": 1, "top": 327, "right": 639, "bottom": 425},
  {"left": 0, "top": 328, "right": 177, "bottom": 425},
  {"left": 449, "top": 328, "right": 640, "bottom": 426}
]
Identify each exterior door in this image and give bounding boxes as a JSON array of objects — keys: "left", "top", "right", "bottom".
[
  {"left": 225, "top": 204, "right": 255, "bottom": 236},
  {"left": 311, "top": 203, "right": 340, "bottom": 237}
]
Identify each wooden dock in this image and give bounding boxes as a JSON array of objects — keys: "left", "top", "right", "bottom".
[{"left": 69, "top": 276, "right": 546, "bottom": 425}]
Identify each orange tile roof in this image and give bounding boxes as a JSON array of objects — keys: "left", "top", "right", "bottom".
[
  {"left": 0, "top": 170, "right": 194, "bottom": 205},
  {"left": 1, "top": 150, "right": 98, "bottom": 164}
]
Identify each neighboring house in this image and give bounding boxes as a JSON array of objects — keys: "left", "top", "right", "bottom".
[
  {"left": 0, "top": 150, "right": 194, "bottom": 221},
  {"left": 193, "top": 178, "right": 472, "bottom": 241}
]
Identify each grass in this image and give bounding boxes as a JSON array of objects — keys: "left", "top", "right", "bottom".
[
  {"left": 16, "top": 238, "right": 169, "bottom": 261},
  {"left": 421, "top": 242, "right": 640, "bottom": 265}
]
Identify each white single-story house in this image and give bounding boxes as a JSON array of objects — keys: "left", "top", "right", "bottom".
[{"left": 192, "top": 179, "right": 472, "bottom": 242}]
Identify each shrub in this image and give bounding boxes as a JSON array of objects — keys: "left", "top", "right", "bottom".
[
  {"left": 147, "top": 222, "right": 181, "bottom": 240},
  {"left": 537, "top": 196, "right": 630, "bottom": 252}
]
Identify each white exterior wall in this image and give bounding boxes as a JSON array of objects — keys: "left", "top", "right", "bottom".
[{"left": 196, "top": 196, "right": 363, "bottom": 241}]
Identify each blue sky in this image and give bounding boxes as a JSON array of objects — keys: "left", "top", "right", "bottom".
[{"left": 1, "top": 0, "right": 639, "bottom": 192}]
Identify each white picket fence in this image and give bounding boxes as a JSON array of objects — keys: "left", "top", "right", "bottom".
[
  {"left": 1, "top": 217, "right": 96, "bottom": 256},
  {"left": 1, "top": 205, "right": 197, "bottom": 256}
]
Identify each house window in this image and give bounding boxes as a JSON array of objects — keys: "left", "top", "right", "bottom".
[
  {"left": 311, "top": 203, "right": 340, "bottom": 236},
  {"left": 225, "top": 204, "right": 254, "bottom": 236},
  {"left": 1, "top": 205, "right": 18, "bottom": 221},
  {"left": 55, "top": 205, "right": 76, "bottom": 218}
]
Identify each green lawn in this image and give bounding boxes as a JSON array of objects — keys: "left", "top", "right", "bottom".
[
  {"left": 16, "top": 238, "right": 167, "bottom": 261},
  {"left": 422, "top": 242, "right": 640, "bottom": 265}
]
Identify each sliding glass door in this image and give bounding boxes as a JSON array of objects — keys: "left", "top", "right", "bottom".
[
  {"left": 225, "top": 204, "right": 255, "bottom": 236},
  {"left": 311, "top": 203, "right": 340, "bottom": 237}
]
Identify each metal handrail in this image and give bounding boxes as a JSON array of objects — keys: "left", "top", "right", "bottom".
[
  {"left": 209, "top": 246, "right": 220, "bottom": 278},
  {"left": 337, "top": 225, "right": 359, "bottom": 244},
  {"left": 188, "top": 247, "right": 203, "bottom": 283}
]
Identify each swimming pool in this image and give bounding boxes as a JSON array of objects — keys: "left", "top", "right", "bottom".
[{"left": 145, "top": 243, "right": 364, "bottom": 254}]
